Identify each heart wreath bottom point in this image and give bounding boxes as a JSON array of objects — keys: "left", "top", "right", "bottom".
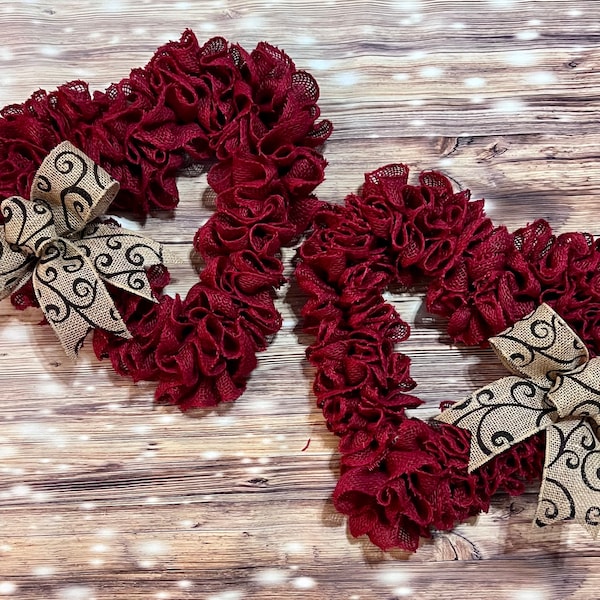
[
  {"left": 0, "top": 29, "right": 332, "bottom": 410},
  {"left": 297, "top": 163, "right": 600, "bottom": 552}
]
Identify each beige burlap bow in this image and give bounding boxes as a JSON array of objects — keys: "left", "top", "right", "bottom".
[
  {"left": 0, "top": 141, "right": 165, "bottom": 358},
  {"left": 436, "top": 303, "right": 600, "bottom": 536}
]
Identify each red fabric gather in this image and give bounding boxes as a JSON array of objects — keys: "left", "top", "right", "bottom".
[
  {"left": 297, "top": 164, "right": 600, "bottom": 552},
  {"left": 0, "top": 30, "right": 332, "bottom": 410}
]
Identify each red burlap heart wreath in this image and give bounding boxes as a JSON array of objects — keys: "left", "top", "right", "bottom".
[
  {"left": 296, "top": 163, "right": 600, "bottom": 552},
  {"left": 0, "top": 30, "right": 331, "bottom": 410}
]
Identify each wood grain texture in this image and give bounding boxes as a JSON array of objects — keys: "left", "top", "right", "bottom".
[{"left": 1, "top": 0, "right": 600, "bottom": 598}]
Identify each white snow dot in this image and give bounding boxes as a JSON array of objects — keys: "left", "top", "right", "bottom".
[
  {"left": 0, "top": 582, "right": 17, "bottom": 595},
  {"left": 505, "top": 50, "right": 538, "bottom": 66},
  {"left": 39, "top": 45, "right": 62, "bottom": 57},
  {"left": 202, "top": 450, "right": 221, "bottom": 460},
  {"left": 333, "top": 71, "right": 360, "bottom": 86},
  {"left": 464, "top": 76, "right": 486, "bottom": 88},
  {"left": 297, "top": 35, "right": 316, "bottom": 45},
  {"left": 32, "top": 565, "right": 54, "bottom": 576},
  {"left": 283, "top": 541, "right": 305, "bottom": 554},
  {"left": 239, "top": 15, "right": 264, "bottom": 30},
  {"left": 207, "top": 591, "right": 243, "bottom": 600},
  {"left": 10, "top": 484, "right": 31, "bottom": 497},
  {"left": 0, "top": 446, "right": 16, "bottom": 459},
  {"left": 394, "top": 588, "right": 413, "bottom": 597},
  {"left": 58, "top": 587, "right": 94, "bottom": 600},
  {"left": 419, "top": 66, "right": 443, "bottom": 78},
  {"left": 516, "top": 30, "right": 539, "bottom": 41},
  {"left": 392, "top": 73, "right": 410, "bottom": 82},
  {"left": 132, "top": 424, "right": 150, "bottom": 435},
  {"left": 524, "top": 71, "right": 557, "bottom": 84},
  {"left": 393, "top": 0, "right": 422, "bottom": 10},
  {"left": 568, "top": 9, "right": 582, "bottom": 17},
  {"left": 409, "top": 119, "right": 426, "bottom": 127},
  {"left": 291, "top": 577, "right": 316, "bottom": 590},
  {"left": 254, "top": 568, "right": 289, "bottom": 585},
  {"left": 177, "top": 580, "right": 193, "bottom": 589},
  {"left": 198, "top": 21, "right": 216, "bottom": 32},
  {"left": 307, "top": 59, "right": 334, "bottom": 70},
  {"left": 515, "top": 590, "right": 545, "bottom": 600},
  {"left": 138, "top": 540, "right": 169, "bottom": 556},
  {"left": 493, "top": 98, "right": 527, "bottom": 113},
  {"left": 96, "top": 528, "right": 115, "bottom": 538},
  {"left": 378, "top": 570, "right": 409, "bottom": 585},
  {"left": 487, "top": 0, "right": 518, "bottom": 6},
  {"left": 408, "top": 50, "right": 427, "bottom": 60}
]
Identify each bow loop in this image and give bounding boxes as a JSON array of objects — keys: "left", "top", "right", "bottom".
[
  {"left": 436, "top": 303, "right": 600, "bottom": 537},
  {"left": 2, "top": 196, "right": 58, "bottom": 257},
  {"left": 0, "top": 141, "right": 166, "bottom": 358},
  {"left": 30, "top": 141, "right": 119, "bottom": 236},
  {"left": 548, "top": 359, "right": 600, "bottom": 419},
  {"left": 489, "top": 303, "right": 588, "bottom": 383}
]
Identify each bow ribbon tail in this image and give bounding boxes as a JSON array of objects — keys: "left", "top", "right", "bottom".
[
  {"left": 0, "top": 231, "right": 36, "bottom": 300},
  {"left": 74, "top": 222, "right": 164, "bottom": 302},
  {"left": 536, "top": 419, "right": 600, "bottom": 537},
  {"left": 33, "top": 238, "right": 132, "bottom": 358},
  {"left": 436, "top": 376, "right": 555, "bottom": 471}
]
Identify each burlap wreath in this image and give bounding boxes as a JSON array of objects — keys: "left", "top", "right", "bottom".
[
  {"left": 0, "top": 30, "right": 331, "bottom": 410},
  {"left": 296, "top": 164, "right": 600, "bottom": 552}
]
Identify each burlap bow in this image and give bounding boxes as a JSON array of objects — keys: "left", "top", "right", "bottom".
[
  {"left": 0, "top": 141, "right": 164, "bottom": 358},
  {"left": 436, "top": 303, "right": 600, "bottom": 536}
]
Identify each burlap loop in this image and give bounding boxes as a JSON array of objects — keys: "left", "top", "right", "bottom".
[
  {"left": 436, "top": 303, "right": 600, "bottom": 536},
  {"left": 0, "top": 141, "right": 165, "bottom": 358}
]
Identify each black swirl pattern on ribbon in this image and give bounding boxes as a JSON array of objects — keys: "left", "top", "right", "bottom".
[
  {"left": 490, "top": 308, "right": 588, "bottom": 383},
  {"left": 0, "top": 141, "right": 164, "bottom": 357},
  {"left": 438, "top": 303, "right": 600, "bottom": 537},
  {"left": 536, "top": 420, "right": 600, "bottom": 529}
]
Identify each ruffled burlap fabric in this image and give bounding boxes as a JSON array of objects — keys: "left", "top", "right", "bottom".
[
  {"left": 0, "top": 30, "right": 332, "bottom": 410},
  {"left": 297, "top": 164, "right": 600, "bottom": 552}
]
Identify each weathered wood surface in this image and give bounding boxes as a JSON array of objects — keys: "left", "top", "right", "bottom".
[{"left": 1, "top": 1, "right": 600, "bottom": 598}]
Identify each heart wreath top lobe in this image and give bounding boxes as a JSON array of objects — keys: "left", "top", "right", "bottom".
[
  {"left": 0, "top": 30, "right": 332, "bottom": 410},
  {"left": 296, "top": 163, "right": 600, "bottom": 552}
]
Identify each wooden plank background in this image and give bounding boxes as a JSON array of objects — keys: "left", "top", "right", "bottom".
[{"left": 1, "top": 0, "right": 600, "bottom": 598}]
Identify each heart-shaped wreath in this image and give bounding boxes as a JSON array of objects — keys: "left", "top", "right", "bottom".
[
  {"left": 0, "top": 30, "right": 331, "bottom": 410},
  {"left": 296, "top": 164, "right": 600, "bottom": 552}
]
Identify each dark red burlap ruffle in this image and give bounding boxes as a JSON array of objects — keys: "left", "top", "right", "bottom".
[
  {"left": 297, "top": 164, "right": 600, "bottom": 551},
  {"left": 0, "top": 30, "right": 332, "bottom": 410}
]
